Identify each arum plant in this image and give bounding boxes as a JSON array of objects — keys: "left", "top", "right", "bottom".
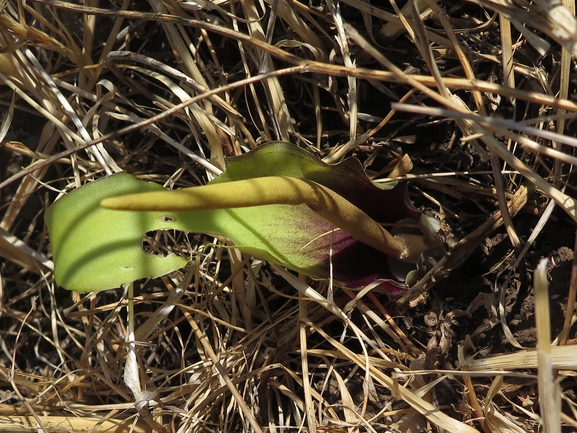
[{"left": 46, "top": 142, "right": 443, "bottom": 296}]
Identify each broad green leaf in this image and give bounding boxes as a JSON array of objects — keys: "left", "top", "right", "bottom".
[
  {"left": 45, "top": 173, "right": 188, "bottom": 293},
  {"left": 46, "top": 143, "right": 441, "bottom": 295}
]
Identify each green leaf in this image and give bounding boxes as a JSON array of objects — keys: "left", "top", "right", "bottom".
[
  {"left": 45, "top": 173, "right": 188, "bottom": 293},
  {"left": 46, "top": 143, "right": 440, "bottom": 295}
]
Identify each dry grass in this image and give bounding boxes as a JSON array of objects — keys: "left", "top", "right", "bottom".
[{"left": 1, "top": 0, "right": 577, "bottom": 432}]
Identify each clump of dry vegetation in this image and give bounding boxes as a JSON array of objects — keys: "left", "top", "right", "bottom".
[{"left": 1, "top": 0, "right": 577, "bottom": 432}]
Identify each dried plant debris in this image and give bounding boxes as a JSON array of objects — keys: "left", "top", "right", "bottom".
[{"left": 1, "top": 0, "right": 577, "bottom": 431}]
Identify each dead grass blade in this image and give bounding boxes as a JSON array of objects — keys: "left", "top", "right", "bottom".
[
  {"left": 472, "top": 0, "right": 577, "bottom": 57},
  {"left": 0, "top": 415, "right": 150, "bottom": 432},
  {"left": 0, "top": 227, "right": 53, "bottom": 274},
  {"left": 534, "top": 259, "right": 562, "bottom": 433},
  {"left": 274, "top": 265, "right": 480, "bottom": 433}
]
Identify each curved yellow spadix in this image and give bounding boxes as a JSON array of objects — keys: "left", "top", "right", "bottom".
[{"left": 101, "top": 176, "right": 406, "bottom": 259}]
